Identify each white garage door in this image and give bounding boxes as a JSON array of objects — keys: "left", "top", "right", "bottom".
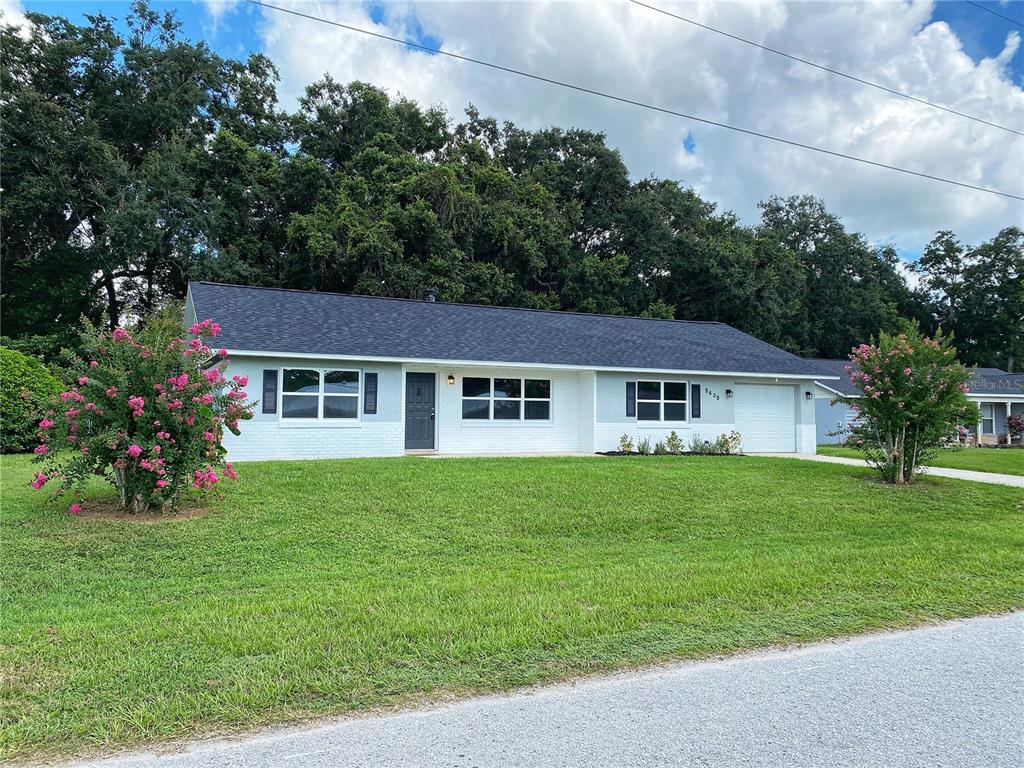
[{"left": 734, "top": 384, "right": 796, "bottom": 452}]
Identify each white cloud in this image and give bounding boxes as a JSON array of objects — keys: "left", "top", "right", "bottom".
[
  {"left": 895, "top": 259, "right": 922, "bottom": 291},
  {"left": 0, "top": 0, "right": 30, "bottom": 37},
  {"left": 255, "top": 0, "right": 1024, "bottom": 255},
  {"left": 201, "top": 0, "right": 241, "bottom": 34},
  {"left": 202, "top": 0, "right": 240, "bottom": 21}
]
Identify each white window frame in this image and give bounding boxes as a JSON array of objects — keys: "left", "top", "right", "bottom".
[
  {"left": 635, "top": 380, "right": 688, "bottom": 423},
  {"left": 279, "top": 367, "right": 362, "bottom": 423},
  {"left": 981, "top": 402, "right": 995, "bottom": 434},
  {"left": 460, "top": 376, "right": 552, "bottom": 422}
]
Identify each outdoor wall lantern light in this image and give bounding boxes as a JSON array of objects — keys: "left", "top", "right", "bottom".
[
  {"left": 447, "top": 374, "right": 456, "bottom": 386},
  {"left": 805, "top": 391, "right": 814, "bottom": 400},
  {"left": 725, "top": 389, "right": 733, "bottom": 398}
]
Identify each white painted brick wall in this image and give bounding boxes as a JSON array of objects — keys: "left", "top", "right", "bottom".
[
  {"left": 577, "top": 371, "right": 596, "bottom": 453},
  {"left": 221, "top": 356, "right": 817, "bottom": 459},
  {"left": 223, "top": 419, "right": 404, "bottom": 461},
  {"left": 796, "top": 425, "right": 817, "bottom": 454},
  {"left": 435, "top": 366, "right": 586, "bottom": 454}
]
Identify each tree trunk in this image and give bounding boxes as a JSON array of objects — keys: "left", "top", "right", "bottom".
[
  {"left": 894, "top": 427, "right": 906, "bottom": 484},
  {"left": 102, "top": 270, "right": 120, "bottom": 330},
  {"left": 113, "top": 467, "right": 128, "bottom": 509}
]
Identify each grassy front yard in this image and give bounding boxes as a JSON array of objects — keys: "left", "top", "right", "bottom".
[
  {"left": 817, "top": 444, "right": 1024, "bottom": 476},
  {"left": 2, "top": 453, "right": 1022, "bottom": 760}
]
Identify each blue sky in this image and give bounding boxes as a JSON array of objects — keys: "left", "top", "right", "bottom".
[
  {"left": 18, "top": 1, "right": 1023, "bottom": 79},
  {"left": 933, "top": 1, "right": 1024, "bottom": 82},
  {"left": 16, "top": 0, "right": 451, "bottom": 61}
]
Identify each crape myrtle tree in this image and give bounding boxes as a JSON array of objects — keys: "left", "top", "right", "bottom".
[
  {"left": 31, "top": 311, "right": 255, "bottom": 514},
  {"left": 839, "top": 323, "right": 978, "bottom": 484}
]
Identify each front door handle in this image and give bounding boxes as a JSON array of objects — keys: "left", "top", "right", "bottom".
[{"left": 431, "top": 408, "right": 435, "bottom": 420}]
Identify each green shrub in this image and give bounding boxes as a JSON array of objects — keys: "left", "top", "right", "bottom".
[
  {"left": 688, "top": 431, "right": 743, "bottom": 455},
  {"left": 653, "top": 440, "right": 668, "bottom": 455},
  {"left": 665, "top": 430, "right": 683, "bottom": 454},
  {"left": 618, "top": 434, "right": 634, "bottom": 453},
  {"left": 636, "top": 437, "right": 652, "bottom": 455},
  {"left": 0, "top": 347, "right": 61, "bottom": 453}
]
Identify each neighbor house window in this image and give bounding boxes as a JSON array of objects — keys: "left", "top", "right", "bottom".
[
  {"left": 461, "top": 377, "right": 551, "bottom": 421},
  {"left": 636, "top": 381, "right": 687, "bottom": 422},
  {"left": 282, "top": 368, "right": 360, "bottom": 419},
  {"left": 981, "top": 403, "right": 995, "bottom": 434}
]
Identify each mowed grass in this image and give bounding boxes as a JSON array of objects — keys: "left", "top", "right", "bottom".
[
  {"left": 817, "top": 443, "right": 1024, "bottom": 476},
  {"left": 2, "top": 453, "right": 1023, "bottom": 760}
]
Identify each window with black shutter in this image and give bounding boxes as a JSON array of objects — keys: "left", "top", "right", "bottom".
[
  {"left": 364, "top": 372, "right": 378, "bottom": 414},
  {"left": 262, "top": 369, "right": 278, "bottom": 414}
]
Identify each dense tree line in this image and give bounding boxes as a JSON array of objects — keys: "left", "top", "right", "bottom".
[{"left": 2, "top": 3, "right": 1021, "bottom": 368}]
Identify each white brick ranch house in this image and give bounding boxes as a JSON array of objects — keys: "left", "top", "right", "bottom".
[{"left": 185, "top": 282, "right": 834, "bottom": 460}]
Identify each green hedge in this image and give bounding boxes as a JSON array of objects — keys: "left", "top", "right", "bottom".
[{"left": 0, "top": 347, "right": 62, "bottom": 453}]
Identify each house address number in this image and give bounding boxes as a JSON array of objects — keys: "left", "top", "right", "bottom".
[{"left": 704, "top": 386, "right": 720, "bottom": 401}]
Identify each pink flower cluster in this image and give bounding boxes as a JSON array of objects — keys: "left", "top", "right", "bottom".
[
  {"left": 188, "top": 318, "right": 221, "bottom": 337},
  {"left": 193, "top": 466, "right": 219, "bottom": 489},
  {"left": 128, "top": 395, "right": 145, "bottom": 417}
]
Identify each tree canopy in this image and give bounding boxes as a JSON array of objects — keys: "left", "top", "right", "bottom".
[{"left": 3, "top": 2, "right": 1020, "bottom": 369}]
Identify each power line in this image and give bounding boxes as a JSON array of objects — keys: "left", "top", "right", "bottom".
[
  {"left": 965, "top": 1, "right": 1024, "bottom": 28},
  {"left": 629, "top": 0, "right": 1021, "bottom": 137},
  {"left": 246, "top": 0, "right": 1024, "bottom": 202}
]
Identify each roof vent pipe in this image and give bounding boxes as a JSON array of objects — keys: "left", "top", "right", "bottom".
[{"left": 424, "top": 290, "right": 436, "bottom": 303}]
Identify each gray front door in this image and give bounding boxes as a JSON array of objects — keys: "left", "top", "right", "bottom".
[{"left": 405, "top": 372, "right": 436, "bottom": 449}]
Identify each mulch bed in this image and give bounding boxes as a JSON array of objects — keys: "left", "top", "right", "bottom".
[
  {"left": 595, "top": 451, "right": 745, "bottom": 457},
  {"left": 71, "top": 499, "right": 209, "bottom": 523}
]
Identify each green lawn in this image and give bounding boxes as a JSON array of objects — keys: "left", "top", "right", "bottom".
[
  {"left": 817, "top": 444, "right": 1024, "bottom": 476},
  {"left": 2, "top": 453, "right": 1022, "bottom": 760}
]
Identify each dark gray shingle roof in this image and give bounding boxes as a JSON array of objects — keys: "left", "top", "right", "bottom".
[
  {"left": 809, "top": 358, "right": 858, "bottom": 396},
  {"left": 810, "top": 357, "right": 1024, "bottom": 398},
  {"left": 188, "top": 282, "right": 828, "bottom": 377}
]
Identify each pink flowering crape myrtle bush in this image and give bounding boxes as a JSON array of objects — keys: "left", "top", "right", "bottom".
[
  {"left": 32, "top": 312, "right": 255, "bottom": 514},
  {"left": 839, "top": 323, "right": 979, "bottom": 485}
]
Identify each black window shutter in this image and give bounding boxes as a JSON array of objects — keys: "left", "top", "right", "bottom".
[
  {"left": 364, "top": 372, "right": 378, "bottom": 414},
  {"left": 626, "top": 381, "right": 636, "bottom": 417},
  {"left": 262, "top": 369, "right": 277, "bottom": 414},
  {"left": 691, "top": 383, "right": 701, "bottom": 419}
]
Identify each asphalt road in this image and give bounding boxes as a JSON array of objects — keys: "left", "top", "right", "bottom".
[{"left": 68, "top": 612, "right": 1024, "bottom": 768}]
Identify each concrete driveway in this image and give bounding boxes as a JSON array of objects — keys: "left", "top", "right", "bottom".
[
  {"left": 761, "top": 452, "right": 1024, "bottom": 488},
  {"left": 66, "top": 613, "right": 1024, "bottom": 768}
]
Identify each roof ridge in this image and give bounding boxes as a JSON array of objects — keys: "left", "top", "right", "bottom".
[{"left": 190, "top": 281, "right": 731, "bottom": 328}]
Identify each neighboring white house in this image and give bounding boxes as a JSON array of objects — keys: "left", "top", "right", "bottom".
[
  {"left": 813, "top": 359, "right": 1024, "bottom": 446},
  {"left": 185, "top": 282, "right": 833, "bottom": 460}
]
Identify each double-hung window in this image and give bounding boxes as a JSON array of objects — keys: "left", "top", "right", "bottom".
[
  {"left": 636, "top": 381, "right": 687, "bottom": 422},
  {"left": 282, "top": 368, "right": 360, "bottom": 420},
  {"left": 462, "top": 377, "right": 551, "bottom": 421},
  {"left": 981, "top": 403, "right": 995, "bottom": 434}
]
